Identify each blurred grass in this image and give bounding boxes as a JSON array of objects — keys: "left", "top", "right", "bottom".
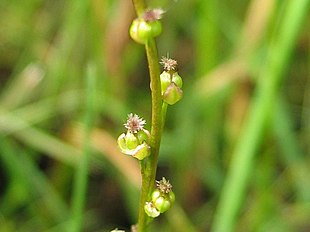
[
  {"left": 0, "top": 0, "right": 310, "bottom": 231},
  {"left": 69, "top": 64, "right": 96, "bottom": 232},
  {"left": 211, "top": 0, "right": 310, "bottom": 230}
]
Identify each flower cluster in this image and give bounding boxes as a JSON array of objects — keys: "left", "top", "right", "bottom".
[
  {"left": 129, "top": 8, "right": 164, "bottom": 44},
  {"left": 117, "top": 114, "right": 150, "bottom": 160},
  {"left": 144, "top": 177, "right": 175, "bottom": 218},
  {"left": 160, "top": 57, "right": 183, "bottom": 105}
]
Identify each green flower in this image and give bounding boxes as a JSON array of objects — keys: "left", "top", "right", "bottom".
[
  {"left": 129, "top": 9, "right": 164, "bottom": 44},
  {"left": 149, "top": 177, "right": 175, "bottom": 214},
  {"left": 160, "top": 57, "right": 183, "bottom": 105},
  {"left": 117, "top": 114, "right": 150, "bottom": 160}
]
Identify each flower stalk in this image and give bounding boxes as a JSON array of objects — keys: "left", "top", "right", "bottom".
[
  {"left": 132, "top": 0, "right": 146, "bottom": 16},
  {"left": 137, "top": 38, "right": 163, "bottom": 232},
  {"left": 124, "top": 2, "right": 182, "bottom": 231}
]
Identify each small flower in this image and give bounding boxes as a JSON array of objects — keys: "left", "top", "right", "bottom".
[
  {"left": 151, "top": 178, "right": 175, "bottom": 214},
  {"left": 124, "top": 113, "right": 146, "bottom": 133},
  {"left": 129, "top": 18, "right": 162, "bottom": 44},
  {"left": 117, "top": 133, "right": 150, "bottom": 160},
  {"left": 118, "top": 113, "right": 151, "bottom": 160},
  {"left": 156, "top": 177, "right": 173, "bottom": 194},
  {"left": 129, "top": 8, "right": 163, "bottom": 45},
  {"left": 160, "top": 56, "right": 178, "bottom": 71},
  {"left": 160, "top": 63, "right": 183, "bottom": 105},
  {"left": 142, "top": 8, "right": 165, "bottom": 22}
]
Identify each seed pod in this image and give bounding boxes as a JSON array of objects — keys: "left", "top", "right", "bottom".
[
  {"left": 172, "top": 72, "right": 183, "bottom": 88},
  {"left": 136, "top": 129, "right": 150, "bottom": 144},
  {"left": 151, "top": 189, "right": 161, "bottom": 202},
  {"left": 149, "top": 20, "right": 162, "bottom": 38},
  {"left": 117, "top": 132, "right": 150, "bottom": 160},
  {"left": 162, "top": 82, "right": 183, "bottom": 105},
  {"left": 168, "top": 191, "right": 175, "bottom": 204},
  {"left": 129, "top": 19, "right": 162, "bottom": 44},
  {"left": 117, "top": 133, "right": 128, "bottom": 153},
  {"left": 160, "top": 71, "right": 171, "bottom": 95},
  {"left": 151, "top": 188, "right": 174, "bottom": 213},
  {"left": 132, "top": 142, "right": 151, "bottom": 160},
  {"left": 125, "top": 132, "right": 139, "bottom": 149},
  {"left": 153, "top": 196, "right": 171, "bottom": 213}
]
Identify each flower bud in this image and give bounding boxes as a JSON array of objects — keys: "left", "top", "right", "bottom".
[
  {"left": 117, "top": 113, "right": 151, "bottom": 160},
  {"left": 160, "top": 68, "right": 183, "bottom": 105},
  {"left": 153, "top": 196, "right": 171, "bottom": 213},
  {"left": 162, "top": 82, "right": 183, "bottom": 105},
  {"left": 129, "top": 19, "right": 162, "bottom": 44},
  {"left": 171, "top": 72, "right": 183, "bottom": 88},
  {"left": 160, "top": 71, "right": 183, "bottom": 93},
  {"left": 160, "top": 71, "right": 171, "bottom": 95},
  {"left": 168, "top": 191, "right": 175, "bottom": 204},
  {"left": 117, "top": 132, "right": 150, "bottom": 160},
  {"left": 136, "top": 129, "right": 150, "bottom": 144},
  {"left": 151, "top": 189, "right": 161, "bottom": 202},
  {"left": 132, "top": 142, "right": 151, "bottom": 160},
  {"left": 117, "top": 133, "right": 128, "bottom": 153},
  {"left": 144, "top": 202, "right": 160, "bottom": 218},
  {"left": 152, "top": 189, "right": 173, "bottom": 213},
  {"left": 150, "top": 20, "right": 162, "bottom": 38},
  {"left": 125, "top": 132, "right": 139, "bottom": 149},
  {"left": 151, "top": 181, "right": 175, "bottom": 214}
]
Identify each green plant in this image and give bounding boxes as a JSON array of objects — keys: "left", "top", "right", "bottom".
[
  {"left": 116, "top": 1, "right": 182, "bottom": 231},
  {"left": 1, "top": 1, "right": 310, "bottom": 231}
]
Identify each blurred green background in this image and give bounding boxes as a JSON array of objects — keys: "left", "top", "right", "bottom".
[{"left": 0, "top": 0, "right": 310, "bottom": 231}]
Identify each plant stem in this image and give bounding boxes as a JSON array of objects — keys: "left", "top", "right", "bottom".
[
  {"left": 130, "top": 1, "right": 164, "bottom": 230},
  {"left": 146, "top": 39, "right": 162, "bottom": 165},
  {"left": 137, "top": 38, "right": 163, "bottom": 232},
  {"left": 132, "top": 0, "right": 146, "bottom": 16}
]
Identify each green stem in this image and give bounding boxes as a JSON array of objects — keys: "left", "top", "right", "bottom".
[
  {"left": 146, "top": 39, "right": 163, "bottom": 162},
  {"left": 146, "top": 39, "right": 163, "bottom": 196},
  {"left": 132, "top": 0, "right": 146, "bottom": 16},
  {"left": 130, "top": 1, "right": 164, "bottom": 230},
  {"left": 137, "top": 38, "right": 163, "bottom": 232}
]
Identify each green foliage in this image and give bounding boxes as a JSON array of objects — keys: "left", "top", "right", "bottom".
[{"left": 0, "top": 0, "right": 310, "bottom": 231}]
